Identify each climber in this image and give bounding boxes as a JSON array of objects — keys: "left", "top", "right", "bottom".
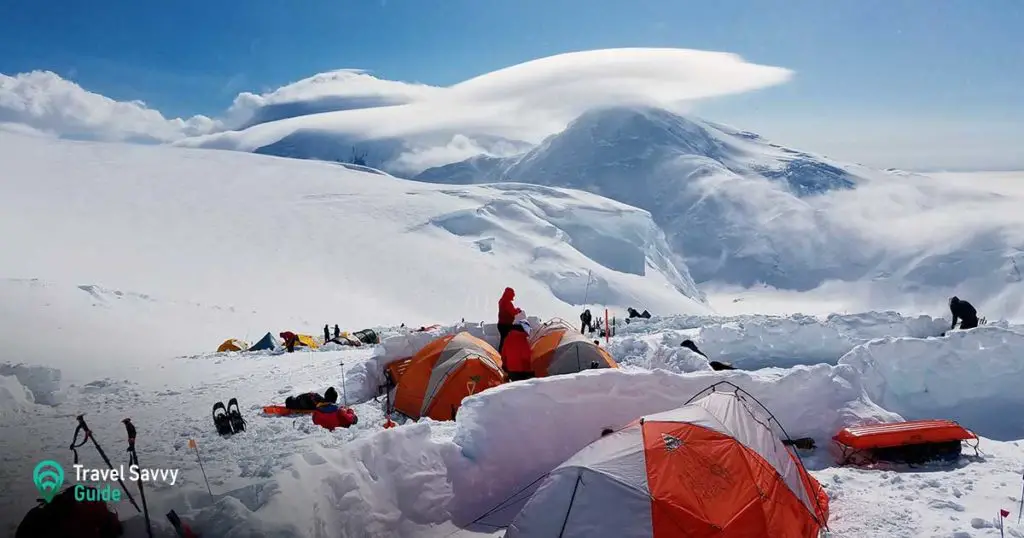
[
  {"left": 949, "top": 296, "right": 979, "bottom": 331},
  {"left": 285, "top": 387, "right": 338, "bottom": 411},
  {"left": 681, "top": 339, "right": 736, "bottom": 371},
  {"left": 580, "top": 308, "right": 594, "bottom": 334},
  {"left": 279, "top": 331, "right": 298, "bottom": 353},
  {"left": 312, "top": 404, "right": 358, "bottom": 431},
  {"left": 16, "top": 485, "right": 123, "bottom": 538},
  {"left": 497, "top": 287, "right": 522, "bottom": 352},
  {"left": 502, "top": 313, "right": 533, "bottom": 382}
]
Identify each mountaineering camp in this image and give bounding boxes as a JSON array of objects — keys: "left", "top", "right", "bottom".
[{"left": 14, "top": 286, "right": 1003, "bottom": 538}]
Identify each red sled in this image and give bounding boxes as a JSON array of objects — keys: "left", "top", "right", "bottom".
[{"left": 833, "top": 419, "right": 979, "bottom": 465}]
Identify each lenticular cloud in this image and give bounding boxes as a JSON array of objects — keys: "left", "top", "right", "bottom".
[{"left": 177, "top": 47, "right": 793, "bottom": 151}]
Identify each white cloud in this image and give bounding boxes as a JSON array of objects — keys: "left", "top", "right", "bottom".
[
  {"left": 0, "top": 70, "right": 219, "bottom": 142},
  {"left": 222, "top": 69, "right": 441, "bottom": 128},
  {"left": 179, "top": 48, "right": 792, "bottom": 152},
  {"left": 1, "top": 49, "right": 791, "bottom": 158},
  {"left": 388, "top": 134, "right": 525, "bottom": 174}
]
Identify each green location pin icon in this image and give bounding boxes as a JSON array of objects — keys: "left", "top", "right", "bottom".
[{"left": 33, "top": 460, "right": 64, "bottom": 503}]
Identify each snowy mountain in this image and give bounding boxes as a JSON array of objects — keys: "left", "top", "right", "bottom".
[
  {"left": 414, "top": 106, "right": 877, "bottom": 288},
  {"left": 414, "top": 106, "right": 1024, "bottom": 318},
  {"left": 0, "top": 130, "right": 708, "bottom": 379},
  {"left": 173, "top": 48, "right": 792, "bottom": 173}
]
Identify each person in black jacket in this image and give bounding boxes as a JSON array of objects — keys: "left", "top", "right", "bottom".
[
  {"left": 580, "top": 309, "right": 593, "bottom": 334},
  {"left": 949, "top": 296, "right": 979, "bottom": 330},
  {"left": 681, "top": 339, "right": 736, "bottom": 371}
]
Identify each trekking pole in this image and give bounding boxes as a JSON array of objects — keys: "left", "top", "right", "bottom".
[
  {"left": 70, "top": 415, "right": 142, "bottom": 513},
  {"left": 188, "top": 439, "right": 214, "bottom": 501},
  {"left": 340, "top": 360, "right": 348, "bottom": 406},
  {"left": 123, "top": 419, "right": 154, "bottom": 538},
  {"left": 1017, "top": 470, "right": 1023, "bottom": 523}
]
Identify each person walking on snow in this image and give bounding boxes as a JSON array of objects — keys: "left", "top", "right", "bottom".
[
  {"left": 324, "top": 325, "right": 331, "bottom": 344},
  {"left": 949, "top": 296, "right": 979, "bottom": 331},
  {"left": 497, "top": 287, "right": 521, "bottom": 352}
]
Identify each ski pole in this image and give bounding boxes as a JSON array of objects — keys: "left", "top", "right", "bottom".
[
  {"left": 72, "top": 415, "right": 142, "bottom": 513},
  {"left": 123, "top": 419, "right": 153, "bottom": 538},
  {"left": 188, "top": 439, "right": 214, "bottom": 501},
  {"left": 1018, "top": 470, "right": 1023, "bottom": 524},
  {"left": 340, "top": 360, "right": 348, "bottom": 406}
]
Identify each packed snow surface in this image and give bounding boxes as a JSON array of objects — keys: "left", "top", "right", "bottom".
[{"left": 0, "top": 131, "right": 707, "bottom": 379}]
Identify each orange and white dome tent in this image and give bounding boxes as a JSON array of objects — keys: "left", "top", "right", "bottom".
[
  {"left": 505, "top": 385, "right": 830, "bottom": 538},
  {"left": 393, "top": 331, "right": 506, "bottom": 421},
  {"left": 528, "top": 318, "right": 617, "bottom": 377}
]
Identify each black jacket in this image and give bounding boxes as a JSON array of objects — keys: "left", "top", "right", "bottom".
[{"left": 951, "top": 299, "right": 978, "bottom": 328}]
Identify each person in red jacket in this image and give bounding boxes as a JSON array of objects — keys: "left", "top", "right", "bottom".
[
  {"left": 279, "top": 331, "right": 298, "bottom": 352},
  {"left": 312, "top": 403, "right": 358, "bottom": 431},
  {"left": 497, "top": 287, "right": 521, "bottom": 352},
  {"left": 502, "top": 322, "right": 533, "bottom": 381}
]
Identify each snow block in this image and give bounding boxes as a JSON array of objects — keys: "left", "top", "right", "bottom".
[
  {"left": 0, "top": 362, "right": 63, "bottom": 405},
  {"left": 838, "top": 326, "right": 1024, "bottom": 440},
  {"left": 0, "top": 374, "right": 35, "bottom": 416}
]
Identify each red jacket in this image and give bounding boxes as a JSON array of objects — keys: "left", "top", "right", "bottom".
[
  {"left": 498, "top": 287, "right": 521, "bottom": 325},
  {"left": 312, "top": 405, "right": 358, "bottom": 431},
  {"left": 502, "top": 326, "right": 532, "bottom": 373}
]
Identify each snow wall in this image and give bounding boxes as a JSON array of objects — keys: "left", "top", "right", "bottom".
[
  {"left": 612, "top": 311, "right": 950, "bottom": 370},
  {"left": 0, "top": 363, "right": 63, "bottom": 405}
]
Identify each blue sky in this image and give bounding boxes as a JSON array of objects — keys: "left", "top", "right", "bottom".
[{"left": 1, "top": 0, "right": 1021, "bottom": 170}]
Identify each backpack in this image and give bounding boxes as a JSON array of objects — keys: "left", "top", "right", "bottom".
[{"left": 16, "top": 486, "right": 123, "bottom": 538}]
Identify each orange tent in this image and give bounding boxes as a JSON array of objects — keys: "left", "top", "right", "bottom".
[
  {"left": 506, "top": 388, "right": 830, "bottom": 538},
  {"left": 393, "top": 332, "right": 505, "bottom": 421},
  {"left": 528, "top": 319, "right": 617, "bottom": 377}
]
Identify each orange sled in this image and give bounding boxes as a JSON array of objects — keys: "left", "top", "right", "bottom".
[
  {"left": 261, "top": 405, "right": 315, "bottom": 416},
  {"left": 833, "top": 419, "right": 979, "bottom": 465}
]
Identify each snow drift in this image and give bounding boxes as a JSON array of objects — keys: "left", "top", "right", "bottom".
[{"left": 0, "top": 131, "right": 708, "bottom": 377}]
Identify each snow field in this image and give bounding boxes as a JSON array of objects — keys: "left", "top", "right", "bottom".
[{"left": 0, "top": 131, "right": 709, "bottom": 384}]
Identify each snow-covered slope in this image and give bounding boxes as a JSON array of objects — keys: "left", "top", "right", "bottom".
[
  {"left": 415, "top": 107, "right": 1024, "bottom": 319},
  {"left": 0, "top": 131, "right": 707, "bottom": 379},
  {"left": 413, "top": 106, "right": 879, "bottom": 290}
]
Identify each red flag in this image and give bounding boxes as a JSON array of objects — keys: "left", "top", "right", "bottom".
[{"left": 1001, "top": 509, "right": 1010, "bottom": 518}]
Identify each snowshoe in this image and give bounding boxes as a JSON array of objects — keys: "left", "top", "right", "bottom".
[
  {"left": 227, "top": 398, "right": 246, "bottom": 433},
  {"left": 212, "top": 402, "right": 232, "bottom": 436}
]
